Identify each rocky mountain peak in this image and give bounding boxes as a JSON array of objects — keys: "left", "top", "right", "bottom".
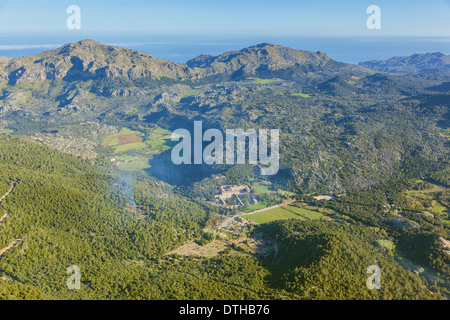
[
  {"left": 1, "top": 39, "right": 192, "bottom": 84},
  {"left": 189, "top": 42, "right": 330, "bottom": 77}
]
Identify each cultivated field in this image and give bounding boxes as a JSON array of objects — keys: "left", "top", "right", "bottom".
[
  {"left": 103, "top": 126, "right": 173, "bottom": 171},
  {"left": 403, "top": 179, "right": 449, "bottom": 223},
  {"left": 103, "top": 128, "right": 143, "bottom": 148},
  {"left": 246, "top": 205, "right": 324, "bottom": 224}
]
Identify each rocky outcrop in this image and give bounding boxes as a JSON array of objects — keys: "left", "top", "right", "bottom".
[
  {"left": 392, "top": 218, "right": 421, "bottom": 230},
  {"left": 0, "top": 39, "right": 194, "bottom": 84}
]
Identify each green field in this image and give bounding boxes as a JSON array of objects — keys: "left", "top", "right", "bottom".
[
  {"left": 251, "top": 182, "right": 295, "bottom": 197},
  {"left": 114, "top": 141, "right": 147, "bottom": 152},
  {"left": 243, "top": 203, "right": 268, "bottom": 212},
  {"left": 436, "top": 127, "right": 450, "bottom": 141},
  {"left": 290, "top": 92, "right": 310, "bottom": 98},
  {"left": 103, "top": 126, "right": 174, "bottom": 171},
  {"left": 0, "top": 129, "right": 13, "bottom": 134},
  {"left": 246, "top": 205, "right": 324, "bottom": 224},
  {"left": 144, "top": 127, "right": 174, "bottom": 154},
  {"left": 125, "top": 108, "right": 138, "bottom": 114},
  {"left": 404, "top": 180, "right": 448, "bottom": 216},
  {"left": 116, "top": 157, "right": 150, "bottom": 171},
  {"left": 253, "top": 78, "right": 283, "bottom": 85},
  {"left": 252, "top": 182, "right": 273, "bottom": 194},
  {"left": 103, "top": 128, "right": 142, "bottom": 149}
]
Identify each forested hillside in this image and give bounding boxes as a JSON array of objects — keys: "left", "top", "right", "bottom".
[
  {"left": 0, "top": 135, "right": 447, "bottom": 299},
  {"left": 0, "top": 135, "right": 218, "bottom": 299}
]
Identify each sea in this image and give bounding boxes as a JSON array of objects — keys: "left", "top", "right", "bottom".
[{"left": 0, "top": 34, "right": 449, "bottom": 65}]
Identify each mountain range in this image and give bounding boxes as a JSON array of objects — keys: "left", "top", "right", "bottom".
[
  {"left": 0, "top": 40, "right": 448, "bottom": 192},
  {"left": 0, "top": 40, "right": 366, "bottom": 84},
  {"left": 359, "top": 52, "right": 450, "bottom": 76},
  {"left": 2, "top": 40, "right": 449, "bottom": 83}
]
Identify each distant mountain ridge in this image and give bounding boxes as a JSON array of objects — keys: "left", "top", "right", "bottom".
[
  {"left": 2, "top": 40, "right": 450, "bottom": 85},
  {"left": 359, "top": 52, "right": 450, "bottom": 75},
  {"left": 0, "top": 40, "right": 356, "bottom": 85}
]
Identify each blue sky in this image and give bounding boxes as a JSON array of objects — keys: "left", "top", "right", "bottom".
[
  {"left": 0, "top": 0, "right": 449, "bottom": 36},
  {"left": 0, "top": 0, "right": 449, "bottom": 63}
]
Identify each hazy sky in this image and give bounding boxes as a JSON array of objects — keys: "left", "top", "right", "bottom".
[{"left": 0, "top": 0, "right": 449, "bottom": 37}]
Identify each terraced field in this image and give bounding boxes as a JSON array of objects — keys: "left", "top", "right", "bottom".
[
  {"left": 103, "top": 127, "right": 174, "bottom": 171},
  {"left": 103, "top": 128, "right": 143, "bottom": 149}
]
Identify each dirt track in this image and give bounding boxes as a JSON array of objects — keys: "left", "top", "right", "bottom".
[
  {"left": 0, "top": 182, "right": 15, "bottom": 204},
  {"left": 0, "top": 239, "right": 21, "bottom": 258},
  {"left": 0, "top": 182, "right": 15, "bottom": 224},
  {"left": 0, "top": 183, "right": 20, "bottom": 283},
  {"left": 0, "top": 211, "right": 10, "bottom": 223}
]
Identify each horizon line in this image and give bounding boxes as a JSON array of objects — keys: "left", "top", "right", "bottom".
[{"left": 0, "top": 38, "right": 448, "bottom": 64}]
